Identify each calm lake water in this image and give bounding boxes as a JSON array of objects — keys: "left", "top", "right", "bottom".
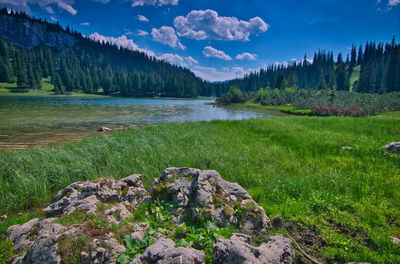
[{"left": 0, "top": 96, "right": 280, "bottom": 151}]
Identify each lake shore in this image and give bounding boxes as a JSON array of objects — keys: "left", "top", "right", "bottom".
[{"left": 1, "top": 116, "right": 399, "bottom": 263}]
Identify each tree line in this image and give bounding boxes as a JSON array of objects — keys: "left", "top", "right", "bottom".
[{"left": 222, "top": 37, "right": 400, "bottom": 94}]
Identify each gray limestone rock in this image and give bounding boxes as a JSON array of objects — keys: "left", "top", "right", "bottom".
[
  {"left": 382, "top": 142, "right": 400, "bottom": 153},
  {"left": 213, "top": 233, "right": 295, "bottom": 264},
  {"left": 150, "top": 167, "right": 271, "bottom": 234},
  {"left": 130, "top": 238, "right": 205, "bottom": 264},
  {"left": 43, "top": 175, "right": 147, "bottom": 217}
]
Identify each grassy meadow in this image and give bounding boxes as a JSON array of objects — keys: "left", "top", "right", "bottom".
[
  {"left": 0, "top": 78, "right": 107, "bottom": 98},
  {"left": 1, "top": 116, "right": 400, "bottom": 263}
]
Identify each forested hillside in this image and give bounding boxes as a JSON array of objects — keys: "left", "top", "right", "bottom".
[
  {"left": 0, "top": 8, "right": 213, "bottom": 97},
  {"left": 221, "top": 37, "right": 400, "bottom": 94}
]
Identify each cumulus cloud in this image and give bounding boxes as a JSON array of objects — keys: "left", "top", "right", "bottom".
[
  {"left": 235, "top": 52, "right": 257, "bottom": 61},
  {"left": 0, "top": 0, "right": 78, "bottom": 15},
  {"left": 80, "top": 22, "right": 90, "bottom": 26},
  {"left": 174, "top": 9, "right": 269, "bottom": 41},
  {"left": 202, "top": 46, "right": 231, "bottom": 61},
  {"left": 89, "top": 32, "right": 155, "bottom": 57},
  {"left": 192, "top": 66, "right": 246, "bottom": 82},
  {"left": 130, "top": 0, "right": 177, "bottom": 7},
  {"left": 152, "top": 26, "right": 185, "bottom": 49},
  {"left": 137, "top": 15, "right": 149, "bottom": 22},
  {"left": 158, "top": 53, "right": 198, "bottom": 67}
]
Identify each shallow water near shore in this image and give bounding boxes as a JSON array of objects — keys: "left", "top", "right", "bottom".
[{"left": 0, "top": 96, "right": 282, "bottom": 151}]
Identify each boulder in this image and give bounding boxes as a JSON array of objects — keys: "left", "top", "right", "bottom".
[
  {"left": 44, "top": 174, "right": 147, "bottom": 218},
  {"left": 213, "top": 233, "right": 295, "bottom": 264},
  {"left": 382, "top": 142, "right": 400, "bottom": 153},
  {"left": 130, "top": 238, "right": 205, "bottom": 264},
  {"left": 5, "top": 218, "right": 56, "bottom": 251},
  {"left": 150, "top": 167, "right": 271, "bottom": 234},
  {"left": 98, "top": 127, "right": 112, "bottom": 132}
]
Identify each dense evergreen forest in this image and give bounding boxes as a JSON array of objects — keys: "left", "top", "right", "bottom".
[
  {"left": 0, "top": 8, "right": 399, "bottom": 98},
  {"left": 220, "top": 37, "right": 400, "bottom": 94},
  {"left": 0, "top": 8, "right": 213, "bottom": 97}
]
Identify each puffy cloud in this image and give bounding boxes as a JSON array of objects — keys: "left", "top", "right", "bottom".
[
  {"left": 202, "top": 46, "right": 231, "bottom": 61},
  {"left": 80, "top": 22, "right": 90, "bottom": 26},
  {"left": 158, "top": 53, "right": 198, "bottom": 67},
  {"left": 0, "top": 0, "right": 78, "bottom": 15},
  {"left": 130, "top": 0, "right": 177, "bottom": 7},
  {"left": 137, "top": 15, "right": 149, "bottom": 22},
  {"left": 389, "top": 0, "right": 400, "bottom": 6},
  {"left": 135, "top": 29, "right": 149, "bottom": 36},
  {"left": 151, "top": 26, "right": 185, "bottom": 49},
  {"left": 235, "top": 52, "right": 257, "bottom": 61},
  {"left": 174, "top": 9, "right": 269, "bottom": 41},
  {"left": 192, "top": 66, "right": 246, "bottom": 82},
  {"left": 89, "top": 32, "right": 155, "bottom": 57}
]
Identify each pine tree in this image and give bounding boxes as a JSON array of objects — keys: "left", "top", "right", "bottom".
[{"left": 317, "top": 72, "right": 328, "bottom": 90}]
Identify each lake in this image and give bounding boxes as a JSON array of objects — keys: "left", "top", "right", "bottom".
[{"left": 0, "top": 96, "right": 284, "bottom": 151}]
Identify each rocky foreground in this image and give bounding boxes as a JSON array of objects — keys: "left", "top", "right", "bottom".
[{"left": 5, "top": 168, "right": 295, "bottom": 264}]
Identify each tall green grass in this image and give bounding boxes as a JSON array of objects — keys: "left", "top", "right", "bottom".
[{"left": 1, "top": 117, "right": 399, "bottom": 263}]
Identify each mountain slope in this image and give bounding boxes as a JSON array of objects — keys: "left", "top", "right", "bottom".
[{"left": 0, "top": 8, "right": 214, "bottom": 97}]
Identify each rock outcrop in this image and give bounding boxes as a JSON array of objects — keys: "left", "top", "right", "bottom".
[
  {"left": 213, "top": 233, "right": 295, "bottom": 264},
  {"left": 5, "top": 168, "right": 294, "bottom": 264},
  {"left": 382, "top": 142, "right": 400, "bottom": 153},
  {"left": 130, "top": 238, "right": 205, "bottom": 264},
  {"left": 150, "top": 167, "right": 271, "bottom": 235},
  {"left": 44, "top": 174, "right": 147, "bottom": 221}
]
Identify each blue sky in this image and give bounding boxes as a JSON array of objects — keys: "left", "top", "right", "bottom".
[{"left": 1, "top": 0, "right": 399, "bottom": 81}]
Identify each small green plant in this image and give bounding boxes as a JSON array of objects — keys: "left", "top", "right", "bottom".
[
  {"left": 116, "top": 231, "right": 155, "bottom": 264},
  {"left": 0, "top": 239, "right": 16, "bottom": 263}
]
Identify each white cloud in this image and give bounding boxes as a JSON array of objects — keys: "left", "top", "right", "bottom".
[
  {"left": 185, "top": 56, "right": 198, "bottom": 65},
  {"left": 0, "top": 0, "right": 78, "bottom": 15},
  {"left": 89, "top": 32, "right": 155, "bottom": 57},
  {"left": 50, "top": 15, "right": 57, "bottom": 21},
  {"left": 137, "top": 14, "right": 149, "bottom": 22},
  {"left": 174, "top": 9, "right": 269, "bottom": 41},
  {"left": 235, "top": 52, "right": 257, "bottom": 61},
  {"left": 192, "top": 66, "right": 246, "bottom": 82},
  {"left": 135, "top": 29, "right": 149, "bottom": 36},
  {"left": 158, "top": 53, "right": 198, "bottom": 67},
  {"left": 151, "top": 26, "right": 185, "bottom": 50},
  {"left": 389, "top": 0, "right": 400, "bottom": 6},
  {"left": 130, "top": 0, "right": 177, "bottom": 7},
  {"left": 202, "top": 46, "right": 231, "bottom": 61},
  {"left": 80, "top": 22, "right": 90, "bottom": 26}
]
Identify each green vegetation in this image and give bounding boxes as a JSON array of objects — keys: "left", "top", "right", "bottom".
[
  {"left": 118, "top": 201, "right": 234, "bottom": 264},
  {"left": 217, "top": 87, "right": 400, "bottom": 116},
  {"left": 0, "top": 9, "right": 212, "bottom": 98},
  {"left": 0, "top": 79, "right": 109, "bottom": 97},
  {"left": 221, "top": 38, "right": 400, "bottom": 94},
  {"left": 1, "top": 117, "right": 400, "bottom": 262}
]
